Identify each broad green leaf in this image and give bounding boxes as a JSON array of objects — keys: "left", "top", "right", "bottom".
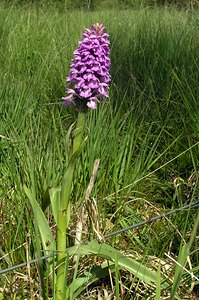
[
  {"left": 66, "top": 240, "right": 158, "bottom": 286},
  {"left": 24, "top": 185, "right": 55, "bottom": 253},
  {"left": 62, "top": 240, "right": 168, "bottom": 299}
]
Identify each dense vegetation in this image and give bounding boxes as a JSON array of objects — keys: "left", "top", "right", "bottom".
[
  {"left": 1, "top": 0, "right": 199, "bottom": 9},
  {"left": 0, "top": 2, "right": 199, "bottom": 299}
]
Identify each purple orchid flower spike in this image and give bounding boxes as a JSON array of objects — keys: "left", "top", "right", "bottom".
[{"left": 63, "top": 23, "right": 111, "bottom": 110}]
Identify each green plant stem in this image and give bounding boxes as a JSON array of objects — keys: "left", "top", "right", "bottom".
[
  {"left": 72, "top": 111, "right": 86, "bottom": 155},
  {"left": 56, "top": 111, "right": 86, "bottom": 300}
]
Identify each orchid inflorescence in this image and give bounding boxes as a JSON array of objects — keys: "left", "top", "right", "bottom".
[{"left": 63, "top": 23, "right": 111, "bottom": 110}]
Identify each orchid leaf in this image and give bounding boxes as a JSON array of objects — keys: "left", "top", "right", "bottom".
[
  {"left": 24, "top": 185, "right": 55, "bottom": 253},
  {"left": 60, "top": 136, "right": 88, "bottom": 212},
  {"left": 61, "top": 240, "right": 166, "bottom": 299},
  {"left": 66, "top": 240, "right": 159, "bottom": 286}
]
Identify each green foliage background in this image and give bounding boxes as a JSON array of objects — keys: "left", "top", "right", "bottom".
[{"left": 1, "top": 0, "right": 199, "bottom": 9}]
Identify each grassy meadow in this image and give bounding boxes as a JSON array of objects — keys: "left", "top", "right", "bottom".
[{"left": 0, "top": 2, "right": 199, "bottom": 299}]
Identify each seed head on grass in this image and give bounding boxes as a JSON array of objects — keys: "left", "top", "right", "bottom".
[{"left": 63, "top": 23, "right": 111, "bottom": 110}]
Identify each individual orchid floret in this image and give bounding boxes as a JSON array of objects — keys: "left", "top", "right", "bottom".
[{"left": 62, "top": 23, "right": 111, "bottom": 110}]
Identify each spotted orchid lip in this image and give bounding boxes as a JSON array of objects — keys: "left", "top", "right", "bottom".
[{"left": 63, "top": 23, "right": 111, "bottom": 110}]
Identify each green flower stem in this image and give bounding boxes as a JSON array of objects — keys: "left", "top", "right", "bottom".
[
  {"left": 56, "top": 111, "right": 86, "bottom": 300},
  {"left": 72, "top": 111, "right": 86, "bottom": 156}
]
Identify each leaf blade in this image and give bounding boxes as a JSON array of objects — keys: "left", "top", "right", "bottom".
[{"left": 24, "top": 185, "right": 55, "bottom": 253}]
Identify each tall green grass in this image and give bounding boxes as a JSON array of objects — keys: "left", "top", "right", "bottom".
[
  {"left": 0, "top": 4, "right": 199, "bottom": 299},
  {"left": 1, "top": 0, "right": 199, "bottom": 9}
]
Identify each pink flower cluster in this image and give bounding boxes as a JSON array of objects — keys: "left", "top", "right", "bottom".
[{"left": 63, "top": 23, "right": 111, "bottom": 110}]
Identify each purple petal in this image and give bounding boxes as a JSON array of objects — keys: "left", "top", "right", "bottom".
[
  {"left": 75, "top": 79, "right": 85, "bottom": 88},
  {"left": 87, "top": 100, "right": 97, "bottom": 109},
  {"left": 71, "top": 68, "right": 79, "bottom": 75},
  {"left": 62, "top": 95, "right": 73, "bottom": 106},
  {"left": 83, "top": 73, "right": 93, "bottom": 81},
  {"left": 79, "top": 88, "right": 92, "bottom": 98},
  {"left": 87, "top": 79, "right": 99, "bottom": 89},
  {"left": 98, "top": 86, "right": 108, "bottom": 97},
  {"left": 67, "top": 88, "right": 76, "bottom": 94}
]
